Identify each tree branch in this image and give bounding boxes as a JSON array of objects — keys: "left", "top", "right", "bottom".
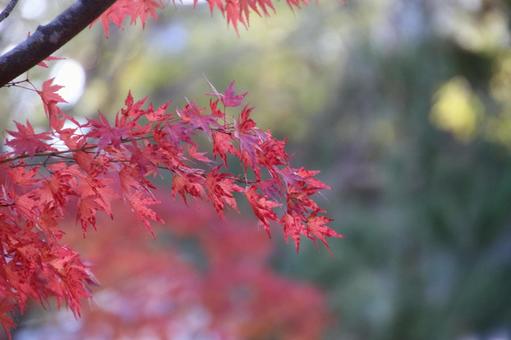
[
  {"left": 0, "top": 0, "right": 117, "bottom": 87},
  {"left": 0, "top": 0, "right": 19, "bottom": 23}
]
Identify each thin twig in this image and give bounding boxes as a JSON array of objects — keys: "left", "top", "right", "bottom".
[
  {"left": 0, "top": 0, "right": 19, "bottom": 24},
  {"left": 3, "top": 78, "right": 28, "bottom": 88}
]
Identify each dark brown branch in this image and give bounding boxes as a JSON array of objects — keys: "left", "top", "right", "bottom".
[
  {"left": 0, "top": 0, "right": 117, "bottom": 87},
  {"left": 0, "top": 0, "right": 18, "bottom": 23}
]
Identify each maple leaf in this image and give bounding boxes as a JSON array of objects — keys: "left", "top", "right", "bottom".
[
  {"left": 225, "top": 0, "right": 244, "bottom": 34},
  {"left": 203, "top": 0, "right": 288, "bottom": 33},
  {"left": 281, "top": 212, "right": 306, "bottom": 252},
  {"left": 235, "top": 106, "right": 262, "bottom": 168},
  {"left": 8, "top": 167, "right": 40, "bottom": 186},
  {"left": 38, "top": 78, "right": 66, "bottom": 105},
  {"left": 238, "top": 0, "right": 277, "bottom": 28},
  {"left": 0, "top": 300, "right": 15, "bottom": 340},
  {"left": 87, "top": 113, "right": 130, "bottom": 149},
  {"left": 93, "top": 0, "right": 309, "bottom": 37},
  {"left": 38, "top": 205, "right": 65, "bottom": 239},
  {"left": 6, "top": 121, "right": 55, "bottom": 156},
  {"left": 77, "top": 197, "right": 102, "bottom": 231},
  {"left": 125, "top": 191, "right": 163, "bottom": 234},
  {"left": 295, "top": 168, "right": 331, "bottom": 192},
  {"left": 76, "top": 176, "right": 117, "bottom": 231},
  {"left": 145, "top": 101, "right": 172, "bottom": 122},
  {"left": 37, "top": 56, "right": 65, "bottom": 68},
  {"left": 245, "top": 186, "right": 281, "bottom": 236},
  {"left": 212, "top": 131, "right": 235, "bottom": 165},
  {"left": 281, "top": 167, "right": 331, "bottom": 217},
  {"left": 236, "top": 105, "right": 257, "bottom": 134},
  {"left": 176, "top": 102, "right": 219, "bottom": 137},
  {"left": 37, "top": 78, "right": 67, "bottom": 117},
  {"left": 95, "top": 0, "right": 164, "bottom": 38},
  {"left": 171, "top": 171, "right": 206, "bottom": 203},
  {"left": 205, "top": 0, "right": 225, "bottom": 14},
  {"left": 44, "top": 247, "right": 95, "bottom": 317},
  {"left": 72, "top": 151, "right": 95, "bottom": 174},
  {"left": 40, "top": 164, "right": 81, "bottom": 208},
  {"left": 128, "top": 0, "right": 163, "bottom": 26},
  {"left": 209, "top": 81, "right": 247, "bottom": 107},
  {"left": 257, "top": 133, "right": 288, "bottom": 168},
  {"left": 206, "top": 167, "right": 243, "bottom": 216},
  {"left": 96, "top": 3, "right": 127, "bottom": 38},
  {"left": 209, "top": 99, "right": 224, "bottom": 118},
  {"left": 286, "top": 0, "right": 310, "bottom": 10},
  {"left": 12, "top": 192, "right": 39, "bottom": 222},
  {"left": 188, "top": 144, "right": 212, "bottom": 163},
  {"left": 306, "top": 215, "right": 343, "bottom": 250}
]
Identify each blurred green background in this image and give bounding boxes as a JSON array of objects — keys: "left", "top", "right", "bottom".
[{"left": 1, "top": 0, "right": 511, "bottom": 339}]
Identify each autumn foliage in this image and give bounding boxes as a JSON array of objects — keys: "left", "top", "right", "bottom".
[
  {"left": 0, "top": 0, "right": 339, "bottom": 338},
  {"left": 96, "top": 0, "right": 311, "bottom": 36},
  {"left": 20, "top": 203, "right": 329, "bottom": 339}
]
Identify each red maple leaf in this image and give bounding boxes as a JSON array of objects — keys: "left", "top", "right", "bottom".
[
  {"left": 281, "top": 212, "right": 306, "bottom": 252},
  {"left": 188, "top": 144, "right": 212, "bottom": 163},
  {"left": 125, "top": 191, "right": 163, "bottom": 234},
  {"left": 176, "top": 102, "right": 218, "bottom": 137},
  {"left": 171, "top": 171, "right": 206, "bottom": 203},
  {"left": 212, "top": 131, "right": 235, "bottom": 165},
  {"left": 257, "top": 133, "right": 288, "bottom": 168},
  {"left": 95, "top": 0, "right": 164, "bottom": 37},
  {"left": 235, "top": 106, "right": 262, "bottom": 168},
  {"left": 209, "top": 99, "right": 224, "bottom": 118},
  {"left": 87, "top": 113, "right": 130, "bottom": 150},
  {"left": 245, "top": 186, "right": 281, "bottom": 236},
  {"left": 0, "top": 300, "right": 15, "bottom": 340},
  {"left": 37, "top": 56, "right": 65, "bottom": 68},
  {"left": 8, "top": 167, "right": 40, "bottom": 186},
  {"left": 37, "top": 78, "right": 67, "bottom": 130},
  {"left": 37, "top": 78, "right": 67, "bottom": 116},
  {"left": 6, "top": 121, "right": 55, "bottom": 156},
  {"left": 209, "top": 81, "right": 247, "bottom": 107},
  {"left": 225, "top": 0, "right": 244, "bottom": 34},
  {"left": 306, "top": 215, "right": 343, "bottom": 250},
  {"left": 206, "top": 167, "right": 243, "bottom": 216},
  {"left": 94, "top": 0, "right": 310, "bottom": 36},
  {"left": 286, "top": 0, "right": 309, "bottom": 10}
]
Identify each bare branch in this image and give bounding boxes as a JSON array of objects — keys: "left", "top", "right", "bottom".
[
  {"left": 0, "top": 0, "right": 18, "bottom": 24},
  {"left": 0, "top": 0, "right": 117, "bottom": 87}
]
